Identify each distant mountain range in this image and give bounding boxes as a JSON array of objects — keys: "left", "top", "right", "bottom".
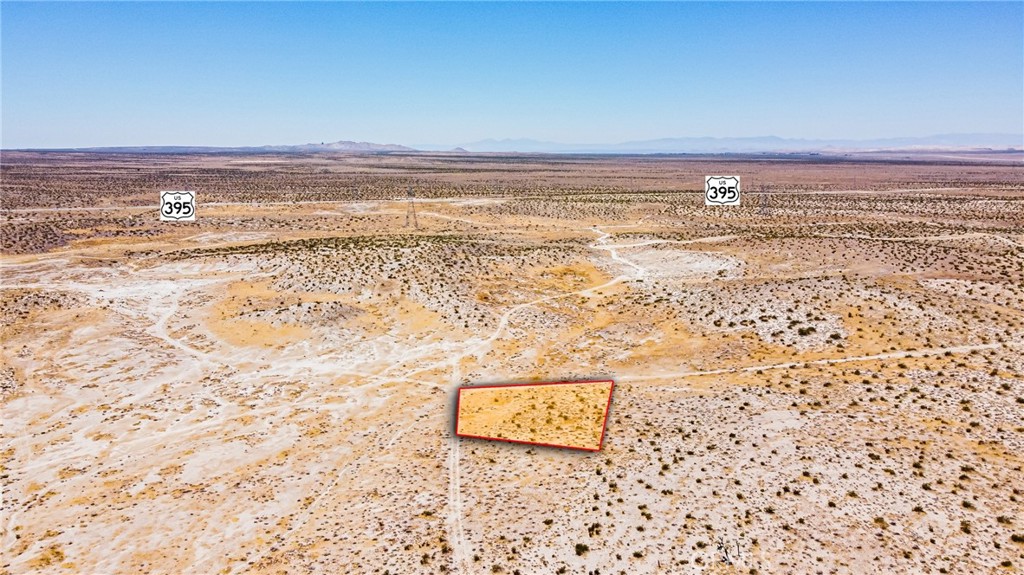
[
  {"left": 449, "top": 133, "right": 1023, "bottom": 153},
  {"left": 32, "top": 140, "right": 416, "bottom": 154},
  {"left": 14, "top": 134, "right": 1022, "bottom": 154}
]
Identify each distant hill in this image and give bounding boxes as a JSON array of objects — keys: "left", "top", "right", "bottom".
[
  {"left": 265, "top": 140, "right": 416, "bottom": 153},
  {"left": 25, "top": 140, "right": 417, "bottom": 154},
  {"left": 12, "top": 134, "right": 1022, "bottom": 155},
  {"left": 458, "top": 134, "right": 1023, "bottom": 154}
]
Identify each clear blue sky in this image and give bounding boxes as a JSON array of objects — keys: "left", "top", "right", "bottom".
[{"left": 2, "top": 2, "right": 1021, "bottom": 148}]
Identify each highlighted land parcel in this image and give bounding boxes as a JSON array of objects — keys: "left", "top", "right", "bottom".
[{"left": 455, "top": 380, "right": 614, "bottom": 451}]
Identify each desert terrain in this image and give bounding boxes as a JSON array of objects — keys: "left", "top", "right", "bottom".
[
  {"left": 456, "top": 380, "right": 613, "bottom": 451},
  {"left": 2, "top": 150, "right": 1023, "bottom": 574}
]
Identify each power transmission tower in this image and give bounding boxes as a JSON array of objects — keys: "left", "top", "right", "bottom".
[
  {"left": 759, "top": 184, "right": 770, "bottom": 217},
  {"left": 405, "top": 186, "right": 418, "bottom": 229},
  {"left": 716, "top": 537, "right": 733, "bottom": 565}
]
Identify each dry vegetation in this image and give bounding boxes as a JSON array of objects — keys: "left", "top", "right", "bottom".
[{"left": 2, "top": 150, "right": 1023, "bottom": 574}]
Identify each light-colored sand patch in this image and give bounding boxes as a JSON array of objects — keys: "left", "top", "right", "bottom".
[{"left": 619, "top": 244, "right": 741, "bottom": 279}]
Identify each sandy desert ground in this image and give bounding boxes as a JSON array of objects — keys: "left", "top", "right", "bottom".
[
  {"left": 456, "top": 381, "right": 613, "bottom": 450},
  {"left": 2, "top": 151, "right": 1023, "bottom": 574}
]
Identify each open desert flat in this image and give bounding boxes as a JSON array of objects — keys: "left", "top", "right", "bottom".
[{"left": 2, "top": 151, "right": 1023, "bottom": 574}]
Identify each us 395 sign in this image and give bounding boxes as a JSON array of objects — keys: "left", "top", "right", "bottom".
[
  {"left": 705, "top": 176, "right": 740, "bottom": 206},
  {"left": 160, "top": 191, "right": 196, "bottom": 221}
]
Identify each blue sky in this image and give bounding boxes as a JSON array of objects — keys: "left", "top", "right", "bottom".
[{"left": 2, "top": 2, "right": 1021, "bottom": 148}]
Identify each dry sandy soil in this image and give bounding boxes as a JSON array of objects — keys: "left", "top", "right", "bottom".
[
  {"left": 456, "top": 381, "right": 613, "bottom": 450},
  {"left": 2, "top": 151, "right": 1023, "bottom": 574}
]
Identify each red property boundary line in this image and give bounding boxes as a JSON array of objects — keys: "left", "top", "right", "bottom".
[{"left": 454, "top": 379, "right": 615, "bottom": 452}]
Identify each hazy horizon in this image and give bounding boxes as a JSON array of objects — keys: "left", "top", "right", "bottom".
[
  {"left": 2, "top": 2, "right": 1022, "bottom": 149},
  {"left": 7, "top": 132, "right": 1022, "bottom": 154}
]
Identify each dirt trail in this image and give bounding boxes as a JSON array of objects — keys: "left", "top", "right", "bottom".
[
  {"left": 446, "top": 437, "right": 469, "bottom": 573},
  {"left": 619, "top": 341, "right": 1020, "bottom": 382}
]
